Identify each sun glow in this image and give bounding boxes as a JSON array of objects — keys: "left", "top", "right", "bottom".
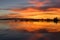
[{"left": 8, "top": 7, "right": 60, "bottom": 19}]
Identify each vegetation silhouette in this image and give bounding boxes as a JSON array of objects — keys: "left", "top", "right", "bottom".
[
  {"left": 53, "top": 17, "right": 58, "bottom": 23},
  {"left": 0, "top": 17, "right": 60, "bottom": 23}
]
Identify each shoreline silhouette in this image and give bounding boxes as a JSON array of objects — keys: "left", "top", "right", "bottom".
[{"left": 0, "top": 17, "right": 60, "bottom": 23}]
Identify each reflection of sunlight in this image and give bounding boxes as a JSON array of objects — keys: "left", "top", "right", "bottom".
[{"left": 8, "top": 21, "right": 60, "bottom": 32}]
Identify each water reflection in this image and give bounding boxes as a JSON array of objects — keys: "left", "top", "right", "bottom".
[
  {"left": 0, "top": 21, "right": 60, "bottom": 40},
  {"left": 5, "top": 21, "right": 60, "bottom": 32}
]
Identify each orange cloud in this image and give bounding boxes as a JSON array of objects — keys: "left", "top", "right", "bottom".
[
  {"left": 28, "top": 0, "right": 50, "bottom": 7},
  {"left": 9, "top": 7, "right": 60, "bottom": 19}
]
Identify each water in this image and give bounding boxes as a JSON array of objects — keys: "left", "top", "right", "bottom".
[{"left": 0, "top": 21, "right": 60, "bottom": 40}]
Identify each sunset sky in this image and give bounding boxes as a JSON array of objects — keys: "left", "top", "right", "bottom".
[{"left": 0, "top": 0, "right": 60, "bottom": 19}]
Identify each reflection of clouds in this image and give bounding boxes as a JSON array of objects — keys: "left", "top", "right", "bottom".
[
  {"left": 7, "top": 21, "right": 60, "bottom": 32},
  {"left": 0, "top": 21, "right": 59, "bottom": 40},
  {"left": 28, "top": 33, "right": 51, "bottom": 40},
  {"left": 0, "top": 29, "right": 52, "bottom": 40}
]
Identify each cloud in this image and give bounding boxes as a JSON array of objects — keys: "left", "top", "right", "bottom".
[
  {"left": 28, "top": 0, "right": 49, "bottom": 7},
  {"left": 0, "top": 0, "right": 60, "bottom": 10},
  {"left": 28, "top": 0, "right": 60, "bottom": 8}
]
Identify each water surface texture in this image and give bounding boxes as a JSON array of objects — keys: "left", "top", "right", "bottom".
[{"left": 0, "top": 21, "right": 60, "bottom": 40}]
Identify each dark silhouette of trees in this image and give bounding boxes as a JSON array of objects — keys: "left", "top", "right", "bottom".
[
  {"left": 53, "top": 17, "right": 58, "bottom": 23},
  {"left": 0, "top": 17, "right": 60, "bottom": 23}
]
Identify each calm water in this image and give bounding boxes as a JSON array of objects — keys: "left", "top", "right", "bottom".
[{"left": 0, "top": 21, "right": 60, "bottom": 40}]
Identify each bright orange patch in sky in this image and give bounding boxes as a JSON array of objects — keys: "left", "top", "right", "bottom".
[{"left": 8, "top": 7, "right": 60, "bottom": 19}]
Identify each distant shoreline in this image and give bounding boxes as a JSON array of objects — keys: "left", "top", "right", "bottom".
[{"left": 0, "top": 18, "right": 60, "bottom": 23}]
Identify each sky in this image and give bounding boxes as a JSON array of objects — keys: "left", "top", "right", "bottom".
[
  {"left": 0, "top": 0, "right": 60, "bottom": 18},
  {"left": 0, "top": 0, "right": 60, "bottom": 8}
]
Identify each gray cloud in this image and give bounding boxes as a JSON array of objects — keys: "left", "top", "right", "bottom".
[{"left": 0, "top": 0, "right": 60, "bottom": 10}]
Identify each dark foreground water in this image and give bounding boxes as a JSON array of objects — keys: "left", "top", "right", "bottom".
[{"left": 0, "top": 21, "right": 60, "bottom": 40}]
